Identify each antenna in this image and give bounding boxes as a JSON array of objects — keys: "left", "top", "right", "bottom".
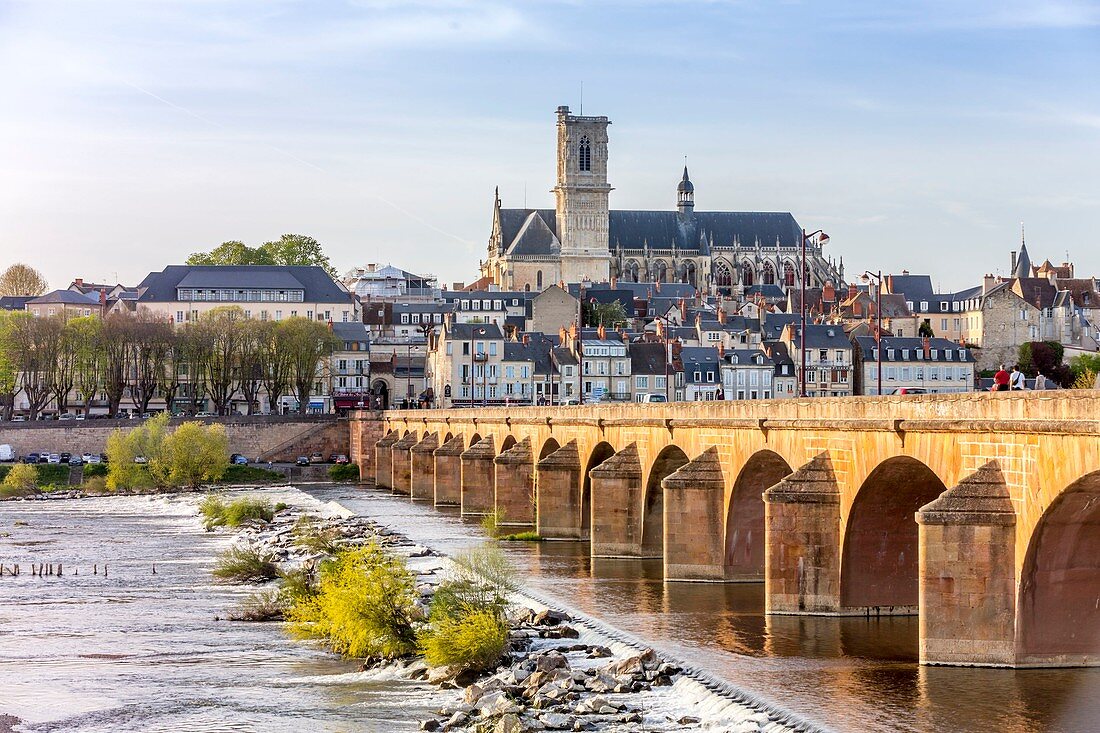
[
  {"left": 579, "top": 81, "right": 583, "bottom": 115},
  {"left": 1021, "top": 221, "right": 1025, "bottom": 247}
]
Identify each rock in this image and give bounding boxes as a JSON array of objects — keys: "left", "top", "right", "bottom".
[
  {"left": 539, "top": 712, "right": 573, "bottom": 730},
  {"left": 603, "top": 649, "right": 657, "bottom": 677},
  {"left": 535, "top": 651, "right": 569, "bottom": 673},
  {"left": 558, "top": 626, "right": 579, "bottom": 639},
  {"left": 419, "top": 721, "right": 440, "bottom": 731},
  {"left": 442, "top": 711, "right": 468, "bottom": 730},
  {"left": 533, "top": 609, "right": 571, "bottom": 626},
  {"left": 677, "top": 715, "right": 701, "bottom": 725},
  {"left": 585, "top": 646, "right": 612, "bottom": 658},
  {"left": 495, "top": 713, "right": 522, "bottom": 733},
  {"left": 474, "top": 689, "right": 507, "bottom": 714}
]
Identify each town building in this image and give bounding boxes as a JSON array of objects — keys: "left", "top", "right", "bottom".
[
  {"left": 778, "top": 323, "right": 853, "bottom": 397},
  {"left": 344, "top": 263, "right": 438, "bottom": 302},
  {"left": 427, "top": 321, "right": 506, "bottom": 408},
  {"left": 629, "top": 341, "right": 670, "bottom": 402},
  {"left": 852, "top": 336, "right": 976, "bottom": 395},
  {"left": 721, "top": 348, "right": 776, "bottom": 400}
]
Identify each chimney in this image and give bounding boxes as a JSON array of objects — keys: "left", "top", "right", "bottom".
[
  {"left": 717, "top": 342, "right": 725, "bottom": 358},
  {"left": 717, "top": 305, "right": 726, "bottom": 324},
  {"left": 922, "top": 335, "right": 931, "bottom": 358},
  {"left": 610, "top": 276, "right": 617, "bottom": 289},
  {"left": 655, "top": 280, "right": 661, "bottom": 293},
  {"left": 597, "top": 324, "right": 606, "bottom": 340},
  {"left": 522, "top": 333, "right": 530, "bottom": 346},
  {"left": 99, "top": 289, "right": 107, "bottom": 306},
  {"left": 982, "top": 274, "right": 997, "bottom": 295},
  {"left": 848, "top": 283, "right": 858, "bottom": 300},
  {"left": 559, "top": 326, "right": 567, "bottom": 343},
  {"left": 1011, "top": 251, "right": 1017, "bottom": 273},
  {"left": 75, "top": 278, "right": 83, "bottom": 287},
  {"left": 679, "top": 298, "right": 687, "bottom": 321},
  {"left": 823, "top": 282, "right": 835, "bottom": 303}
]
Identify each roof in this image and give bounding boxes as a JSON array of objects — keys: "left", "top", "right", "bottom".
[
  {"left": 137, "top": 265, "right": 352, "bottom": 304},
  {"left": 885, "top": 274, "right": 935, "bottom": 303},
  {"left": 724, "top": 349, "right": 773, "bottom": 366},
  {"left": 616, "top": 282, "right": 697, "bottom": 300},
  {"left": 1013, "top": 242, "right": 1032, "bottom": 279},
  {"left": 783, "top": 323, "right": 851, "bottom": 349},
  {"left": 1011, "top": 278, "right": 1058, "bottom": 309},
  {"left": 27, "top": 289, "right": 100, "bottom": 305},
  {"left": 445, "top": 322, "right": 503, "bottom": 340},
  {"left": 331, "top": 322, "right": 370, "bottom": 342},
  {"left": 629, "top": 342, "right": 666, "bottom": 375},
  {"left": 680, "top": 346, "right": 721, "bottom": 383},
  {"left": 497, "top": 208, "right": 803, "bottom": 256},
  {"left": 0, "top": 296, "right": 32, "bottom": 310},
  {"left": 853, "top": 336, "right": 975, "bottom": 363}
]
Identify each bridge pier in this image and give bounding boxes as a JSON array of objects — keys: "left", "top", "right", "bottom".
[
  {"left": 390, "top": 432, "right": 417, "bottom": 495},
  {"left": 589, "top": 444, "right": 643, "bottom": 557},
  {"left": 536, "top": 440, "right": 583, "bottom": 539},
  {"left": 763, "top": 454, "right": 841, "bottom": 614},
  {"left": 433, "top": 436, "right": 464, "bottom": 506},
  {"left": 495, "top": 437, "right": 535, "bottom": 529},
  {"left": 410, "top": 433, "right": 439, "bottom": 501},
  {"left": 374, "top": 431, "right": 398, "bottom": 490},
  {"left": 460, "top": 436, "right": 495, "bottom": 516},
  {"left": 663, "top": 448, "right": 726, "bottom": 581},
  {"left": 917, "top": 463, "right": 1017, "bottom": 666}
]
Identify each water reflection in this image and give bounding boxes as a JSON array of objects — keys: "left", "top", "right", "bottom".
[{"left": 316, "top": 487, "right": 1100, "bottom": 733}]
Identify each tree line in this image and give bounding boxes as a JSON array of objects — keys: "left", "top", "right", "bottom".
[{"left": 0, "top": 307, "right": 339, "bottom": 420}]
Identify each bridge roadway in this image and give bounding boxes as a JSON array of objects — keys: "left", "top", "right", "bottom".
[{"left": 350, "top": 391, "right": 1100, "bottom": 669}]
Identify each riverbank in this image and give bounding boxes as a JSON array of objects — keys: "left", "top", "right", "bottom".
[{"left": 213, "top": 487, "right": 806, "bottom": 732}]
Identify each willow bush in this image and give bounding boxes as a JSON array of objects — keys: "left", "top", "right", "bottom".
[{"left": 287, "top": 543, "right": 420, "bottom": 659}]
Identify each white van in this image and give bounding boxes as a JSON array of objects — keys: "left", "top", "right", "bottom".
[
  {"left": 0, "top": 445, "right": 15, "bottom": 462},
  {"left": 639, "top": 394, "right": 667, "bottom": 403}
]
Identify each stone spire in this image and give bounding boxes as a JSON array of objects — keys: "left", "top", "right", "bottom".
[
  {"left": 677, "top": 166, "right": 694, "bottom": 215},
  {"left": 1012, "top": 223, "right": 1032, "bottom": 279}
]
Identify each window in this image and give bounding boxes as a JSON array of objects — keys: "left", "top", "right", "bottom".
[
  {"left": 275, "top": 310, "right": 282, "bottom": 321},
  {"left": 636, "top": 375, "right": 649, "bottom": 389},
  {"left": 655, "top": 375, "right": 666, "bottom": 388},
  {"left": 819, "top": 349, "right": 828, "bottom": 362},
  {"left": 462, "top": 341, "right": 469, "bottom": 355},
  {"left": 176, "top": 311, "right": 184, "bottom": 322},
  {"left": 693, "top": 371, "right": 702, "bottom": 381},
  {"left": 941, "top": 319, "right": 948, "bottom": 331},
  {"left": 578, "top": 135, "right": 592, "bottom": 171},
  {"left": 835, "top": 349, "right": 845, "bottom": 363},
  {"left": 342, "top": 311, "right": 349, "bottom": 322},
  {"left": 920, "top": 301, "right": 928, "bottom": 311},
  {"left": 940, "top": 301, "right": 949, "bottom": 311},
  {"left": 489, "top": 342, "right": 497, "bottom": 356},
  {"left": 706, "top": 371, "right": 714, "bottom": 382}
]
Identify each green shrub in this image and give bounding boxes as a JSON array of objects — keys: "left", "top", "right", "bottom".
[
  {"left": 200, "top": 495, "right": 274, "bottom": 530},
  {"left": 496, "top": 531, "right": 543, "bottom": 542},
  {"left": 82, "top": 476, "right": 111, "bottom": 494},
  {"left": 277, "top": 565, "right": 318, "bottom": 606},
  {"left": 153, "top": 421, "right": 229, "bottom": 487},
  {"left": 480, "top": 507, "right": 505, "bottom": 538},
  {"left": 36, "top": 464, "right": 71, "bottom": 486},
  {"left": 1, "top": 463, "right": 38, "bottom": 497},
  {"left": 327, "top": 463, "right": 361, "bottom": 482},
  {"left": 222, "top": 464, "right": 285, "bottom": 485},
  {"left": 0, "top": 465, "right": 8, "bottom": 482},
  {"left": 82, "top": 463, "right": 108, "bottom": 478},
  {"left": 287, "top": 543, "right": 420, "bottom": 659},
  {"left": 292, "top": 516, "right": 342, "bottom": 554},
  {"left": 212, "top": 546, "right": 279, "bottom": 583},
  {"left": 420, "top": 608, "right": 509, "bottom": 671}
]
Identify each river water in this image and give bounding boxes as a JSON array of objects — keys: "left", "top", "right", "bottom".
[
  {"left": 2, "top": 487, "right": 1098, "bottom": 733},
  {"left": 0, "top": 490, "right": 450, "bottom": 733},
  {"left": 304, "top": 486, "right": 1100, "bottom": 733}
]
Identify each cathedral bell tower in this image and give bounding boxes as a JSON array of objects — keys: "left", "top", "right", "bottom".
[{"left": 553, "top": 105, "right": 612, "bottom": 284}]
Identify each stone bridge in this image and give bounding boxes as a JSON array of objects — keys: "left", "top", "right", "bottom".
[{"left": 351, "top": 392, "right": 1100, "bottom": 669}]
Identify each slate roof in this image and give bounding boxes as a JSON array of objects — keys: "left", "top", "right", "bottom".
[
  {"left": 1012, "top": 243, "right": 1033, "bottom": 279},
  {"left": 885, "top": 274, "right": 935, "bottom": 303},
  {"left": 629, "top": 342, "right": 667, "bottom": 375},
  {"left": 784, "top": 323, "right": 852, "bottom": 350},
  {"left": 137, "top": 266, "right": 352, "bottom": 303},
  {"left": 680, "top": 347, "right": 722, "bottom": 383},
  {"left": 724, "top": 349, "right": 773, "bottom": 367},
  {"left": 853, "top": 336, "right": 975, "bottom": 363},
  {"left": 1012, "top": 278, "right": 1058, "bottom": 309},
  {"left": 332, "top": 322, "right": 370, "bottom": 344},
  {"left": 615, "top": 282, "right": 696, "bottom": 300},
  {"left": 28, "top": 290, "right": 100, "bottom": 305},
  {"left": 498, "top": 209, "right": 802, "bottom": 256},
  {"left": 446, "top": 322, "right": 504, "bottom": 340},
  {"left": 0, "top": 296, "right": 32, "bottom": 311}
]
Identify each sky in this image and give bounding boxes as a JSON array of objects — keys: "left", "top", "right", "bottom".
[{"left": 1, "top": 0, "right": 1098, "bottom": 293}]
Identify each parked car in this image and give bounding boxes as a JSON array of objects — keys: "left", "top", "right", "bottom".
[
  {"left": 295, "top": 456, "right": 310, "bottom": 466},
  {"left": 68, "top": 456, "right": 83, "bottom": 466},
  {"left": 333, "top": 454, "right": 349, "bottom": 464},
  {"left": 11, "top": 415, "right": 27, "bottom": 422},
  {"left": 134, "top": 456, "right": 148, "bottom": 465},
  {"left": 48, "top": 453, "right": 61, "bottom": 464},
  {"left": 309, "top": 452, "right": 324, "bottom": 464},
  {"left": 639, "top": 394, "right": 667, "bottom": 403},
  {"left": 82, "top": 453, "right": 98, "bottom": 463},
  {"left": 58, "top": 413, "right": 76, "bottom": 421},
  {"left": 195, "top": 412, "right": 216, "bottom": 418},
  {"left": 100, "top": 453, "right": 109, "bottom": 463},
  {"left": 75, "top": 414, "right": 85, "bottom": 421},
  {"left": 0, "top": 445, "right": 14, "bottom": 462},
  {"left": 60, "top": 452, "right": 71, "bottom": 463},
  {"left": 232, "top": 454, "right": 248, "bottom": 465},
  {"left": 38, "top": 451, "right": 51, "bottom": 463},
  {"left": 23, "top": 453, "right": 39, "bottom": 464},
  {"left": 890, "top": 387, "right": 928, "bottom": 395}
]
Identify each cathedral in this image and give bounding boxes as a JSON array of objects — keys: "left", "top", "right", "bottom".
[{"left": 481, "top": 106, "right": 844, "bottom": 299}]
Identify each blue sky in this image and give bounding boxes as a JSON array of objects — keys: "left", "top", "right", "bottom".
[{"left": 1, "top": 0, "right": 1098, "bottom": 291}]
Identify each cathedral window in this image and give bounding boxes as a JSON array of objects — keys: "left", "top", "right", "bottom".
[
  {"left": 537, "top": 270, "right": 543, "bottom": 289},
  {"left": 742, "top": 263, "right": 754, "bottom": 288},
  {"left": 762, "top": 262, "right": 776, "bottom": 286},
  {"left": 578, "top": 136, "right": 592, "bottom": 172},
  {"left": 783, "top": 262, "right": 796, "bottom": 287},
  {"left": 714, "top": 261, "right": 733, "bottom": 288}
]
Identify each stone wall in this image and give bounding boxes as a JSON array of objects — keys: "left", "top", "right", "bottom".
[{"left": 0, "top": 415, "right": 349, "bottom": 463}]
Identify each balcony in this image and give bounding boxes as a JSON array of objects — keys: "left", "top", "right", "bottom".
[{"left": 473, "top": 353, "right": 488, "bottom": 362}]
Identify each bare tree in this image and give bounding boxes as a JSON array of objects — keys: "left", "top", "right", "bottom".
[
  {"left": 259, "top": 320, "right": 292, "bottom": 413},
  {"left": 50, "top": 321, "right": 78, "bottom": 414},
  {"left": 0, "top": 263, "right": 48, "bottom": 297},
  {"left": 100, "top": 313, "right": 131, "bottom": 418},
  {"left": 176, "top": 323, "right": 211, "bottom": 415},
  {"left": 128, "top": 314, "right": 173, "bottom": 414},
  {"left": 69, "top": 316, "right": 103, "bottom": 415},
  {"left": 281, "top": 317, "right": 338, "bottom": 415},
  {"left": 237, "top": 318, "right": 265, "bottom": 414},
  {"left": 200, "top": 307, "right": 244, "bottom": 415},
  {"left": 6, "top": 313, "right": 63, "bottom": 418}
]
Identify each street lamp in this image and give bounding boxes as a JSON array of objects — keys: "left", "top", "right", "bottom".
[
  {"left": 800, "top": 229, "right": 830, "bottom": 397},
  {"left": 653, "top": 314, "right": 672, "bottom": 402},
  {"left": 860, "top": 270, "right": 884, "bottom": 396}
]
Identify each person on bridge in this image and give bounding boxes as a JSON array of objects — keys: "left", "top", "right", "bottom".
[
  {"left": 993, "top": 364, "right": 1011, "bottom": 391},
  {"left": 1010, "top": 365, "right": 1027, "bottom": 391}
]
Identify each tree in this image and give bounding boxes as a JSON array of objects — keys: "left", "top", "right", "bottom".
[
  {"left": 281, "top": 317, "right": 339, "bottom": 415},
  {"left": 1017, "top": 341, "right": 1073, "bottom": 387},
  {"left": 153, "top": 421, "right": 228, "bottom": 488},
  {"left": 259, "top": 320, "right": 293, "bottom": 413},
  {"left": 175, "top": 323, "right": 212, "bottom": 416},
  {"left": 100, "top": 313, "right": 133, "bottom": 418},
  {"left": 5, "top": 312, "right": 63, "bottom": 418},
  {"left": 51, "top": 321, "right": 78, "bottom": 415},
  {"left": 69, "top": 316, "right": 104, "bottom": 415},
  {"left": 187, "top": 241, "right": 273, "bottom": 267},
  {"left": 199, "top": 307, "right": 244, "bottom": 415},
  {"left": 260, "top": 234, "right": 337, "bottom": 277},
  {"left": 237, "top": 319, "right": 266, "bottom": 414},
  {"left": 918, "top": 319, "right": 934, "bottom": 337},
  {"left": 0, "top": 312, "right": 18, "bottom": 420},
  {"left": 128, "top": 314, "right": 173, "bottom": 414},
  {"left": 584, "top": 300, "right": 628, "bottom": 328},
  {"left": 0, "top": 263, "right": 48, "bottom": 297}
]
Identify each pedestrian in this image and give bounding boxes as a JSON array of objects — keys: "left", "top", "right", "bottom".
[
  {"left": 993, "top": 364, "right": 1011, "bottom": 392},
  {"left": 1035, "top": 372, "right": 1047, "bottom": 390},
  {"left": 1010, "top": 365, "right": 1026, "bottom": 391}
]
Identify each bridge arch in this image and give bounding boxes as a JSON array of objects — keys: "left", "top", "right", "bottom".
[
  {"left": 443, "top": 431, "right": 454, "bottom": 444},
  {"left": 643, "top": 445, "right": 689, "bottom": 557},
  {"left": 725, "top": 450, "right": 792, "bottom": 581},
  {"left": 538, "top": 438, "right": 561, "bottom": 460},
  {"left": 468, "top": 431, "right": 482, "bottom": 446},
  {"left": 1017, "top": 470, "right": 1100, "bottom": 665},
  {"left": 582, "top": 442, "right": 617, "bottom": 539},
  {"left": 500, "top": 435, "right": 518, "bottom": 453},
  {"left": 841, "top": 456, "right": 946, "bottom": 611}
]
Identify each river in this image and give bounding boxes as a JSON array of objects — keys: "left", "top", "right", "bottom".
[{"left": 2, "top": 487, "right": 1098, "bottom": 733}]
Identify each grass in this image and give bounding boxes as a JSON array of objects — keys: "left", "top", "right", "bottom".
[
  {"left": 222, "top": 464, "right": 286, "bottom": 485},
  {"left": 200, "top": 495, "right": 275, "bottom": 530},
  {"left": 495, "top": 531, "right": 543, "bottom": 542},
  {"left": 212, "top": 546, "right": 279, "bottom": 583},
  {"left": 81, "top": 463, "right": 109, "bottom": 478},
  {"left": 327, "top": 463, "right": 360, "bottom": 482},
  {"left": 228, "top": 590, "right": 285, "bottom": 621},
  {"left": 292, "top": 516, "right": 343, "bottom": 554}
]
